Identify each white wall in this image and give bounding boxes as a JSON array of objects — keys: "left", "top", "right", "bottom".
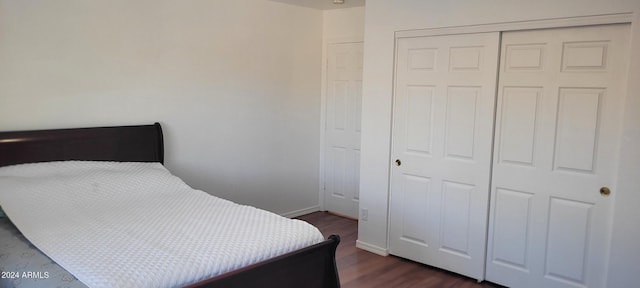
[
  {"left": 358, "top": 1, "right": 640, "bottom": 286},
  {"left": 323, "top": 7, "right": 365, "bottom": 41},
  {"left": 0, "top": 0, "right": 323, "bottom": 216}
]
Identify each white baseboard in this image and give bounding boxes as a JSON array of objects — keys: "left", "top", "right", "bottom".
[
  {"left": 356, "top": 240, "right": 389, "bottom": 256},
  {"left": 281, "top": 205, "right": 321, "bottom": 218}
]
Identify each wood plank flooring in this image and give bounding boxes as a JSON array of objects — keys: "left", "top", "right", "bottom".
[{"left": 297, "top": 212, "right": 504, "bottom": 288}]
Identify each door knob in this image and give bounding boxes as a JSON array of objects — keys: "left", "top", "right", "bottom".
[
  {"left": 600, "top": 187, "right": 611, "bottom": 196},
  {"left": 394, "top": 159, "right": 402, "bottom": 166}
]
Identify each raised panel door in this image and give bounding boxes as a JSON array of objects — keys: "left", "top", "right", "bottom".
[
  {"left": 486, "top": 24, "right": 630, "bottom": 288},
  {"left": 390, "top": 32, "right": 500, "bottom": 280}
]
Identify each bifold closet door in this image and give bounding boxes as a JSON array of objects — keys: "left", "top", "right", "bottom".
[
  {"left": 389, "top": 32, "right": 500, "bottom": 281},
  {"left": 486, "top": 24, "right": 630, "bottom": 288}
]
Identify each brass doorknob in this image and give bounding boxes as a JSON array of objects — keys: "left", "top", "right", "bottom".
[
  {"left": 394, "top": 159, "right": 402, "bottom": 166},
  {"left": 600, "top": 187, "right": 611, "bottom": 196}
]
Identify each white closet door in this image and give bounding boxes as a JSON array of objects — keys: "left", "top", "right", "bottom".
[
  {"left": 389, "top": 32, "right": 500, "bottom": 280},
  {"left": 324, "top": 42, "right": 363, "bottom": 219},
  {"left": 486, "top": 24, "right": 630, "bottom": 288}
]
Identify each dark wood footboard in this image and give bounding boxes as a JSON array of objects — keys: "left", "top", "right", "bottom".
[{"left": 186, "top": 235, "right": 341, "bottom": 288}]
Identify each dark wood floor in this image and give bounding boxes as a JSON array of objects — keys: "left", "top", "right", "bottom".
[{"left": 297, "top": 212, "right": 504, "bottom": 288}]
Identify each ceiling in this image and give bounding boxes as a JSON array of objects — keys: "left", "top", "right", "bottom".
[{"left": 268, "top": 0, "right": 365, "bottom": 10}]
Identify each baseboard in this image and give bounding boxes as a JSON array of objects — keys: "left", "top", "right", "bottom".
[
  {"left": 281, "top": 205, "right": 321, "bottom": 218},
  {"left": 355, "top": 240, "right": 389, "bottom": 256}
]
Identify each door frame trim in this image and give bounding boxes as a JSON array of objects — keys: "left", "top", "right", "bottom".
[{"left": 395, "top": 13, "right": 632, "bottom": 39}]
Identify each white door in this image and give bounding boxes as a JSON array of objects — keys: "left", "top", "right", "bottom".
[
  {"left": 324, "top": 42, "right": 363, "bottom": 219},
  {"left": 486, "top": 24, "right": 630, "bottom": 288},
  {"left": 389, "top": 32, "right": 500, "bottom": 280}
]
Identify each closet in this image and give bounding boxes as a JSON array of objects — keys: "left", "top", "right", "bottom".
[{"left": 389, "top": 24, "right": 630, "bottom": 288}]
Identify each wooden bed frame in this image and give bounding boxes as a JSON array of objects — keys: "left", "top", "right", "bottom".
[{"left": 0, "top": 123, "right": 341, "bottom": 288}]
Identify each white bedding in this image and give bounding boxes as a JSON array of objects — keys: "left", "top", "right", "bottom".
[{"left": 0, "top": 161, "right": 324, "bottom": 288}]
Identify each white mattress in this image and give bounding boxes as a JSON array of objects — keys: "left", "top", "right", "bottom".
[{"left": 0, "top": 161, "right": 324, "bottom": 288}]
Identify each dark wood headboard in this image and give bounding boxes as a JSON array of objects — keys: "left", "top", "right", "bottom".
[{"left": 0, "top": 123, "right": 164, "bottom": 167}]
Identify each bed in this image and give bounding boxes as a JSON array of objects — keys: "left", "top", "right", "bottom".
[{"left": 0, "top": 123, "right": 340, "bottom": 288}]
